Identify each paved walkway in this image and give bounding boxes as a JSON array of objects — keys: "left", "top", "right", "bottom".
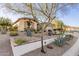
[{"left": 0, "top": 33, "right": 13, "bottom": 56}]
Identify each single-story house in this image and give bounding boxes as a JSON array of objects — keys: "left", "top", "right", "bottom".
[
  {"left": 13, "top": 17, "right": 38, "bottom": 31},
  {"left": 64, "top": 26, "right": 79, "bottom": 32}
]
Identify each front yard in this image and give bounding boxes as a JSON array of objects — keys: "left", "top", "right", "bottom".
[{"left": 0, "top": 30, "right": 78, "bottom": 56}]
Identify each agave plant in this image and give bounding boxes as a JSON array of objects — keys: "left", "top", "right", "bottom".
[{"left": 54, "top": 37, "right": 66, "bottom": 47}]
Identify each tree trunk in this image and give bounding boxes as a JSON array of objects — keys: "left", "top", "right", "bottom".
[{"left": 41, "top": 29, "right": 46, "bottom": 53}]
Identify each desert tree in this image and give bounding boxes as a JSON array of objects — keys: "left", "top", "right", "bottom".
[{"left": 0, "top": 17, "right": 12, "bottom": 34}]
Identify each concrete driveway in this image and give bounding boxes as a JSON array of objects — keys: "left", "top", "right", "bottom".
[{"left": 0, "top": 33, "right": 13, "bottom": 56}]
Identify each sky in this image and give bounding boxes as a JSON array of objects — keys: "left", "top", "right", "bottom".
[
  {"left": 0, "top": 4, "right": 79, "bottom": 27},
  {"left": 57, "top": 8, "right": 79, "bottom": 27}
]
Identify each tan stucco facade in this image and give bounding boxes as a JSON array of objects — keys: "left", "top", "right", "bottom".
[{"left": 13, "top": 18, "right": 38, "bottom": 31}]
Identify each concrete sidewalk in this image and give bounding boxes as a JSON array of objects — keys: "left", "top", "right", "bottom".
[
  {"left": 0, "top": 34, "right": 13, "bottom": 56},
  {"left": 63, "top": 32, "right": 79, "bottom": 56}
]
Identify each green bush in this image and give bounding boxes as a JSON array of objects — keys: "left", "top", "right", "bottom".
[
  {"left": 9, "top": 26, "right": 18, "bottom": 31},
  {"left": 15, "top": 38, "right": 26, "bottom": 45},
  {"left": 31, "top": 29, "right": 38, "bottom": 33},
  {"left": 10, "top": 31, "right": 18, "bottom": 36},
  {"left": 34, "top": 30, "right": 38, "bottom": 33},
  {"left": 64, "top": 34, "right": 73, "bottom": 41}
]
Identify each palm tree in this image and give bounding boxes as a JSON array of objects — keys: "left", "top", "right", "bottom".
[{"left": 0, "top": 17, "right": 12, "bottom": 34}]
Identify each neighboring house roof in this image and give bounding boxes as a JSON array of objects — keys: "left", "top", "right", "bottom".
[{"left": 13, "top": 17, "right": 38, "bottom": 25}]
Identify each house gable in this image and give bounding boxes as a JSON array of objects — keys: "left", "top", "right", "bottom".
[{"left": 13, "top": 17, "right": 38, "bottom": 31}]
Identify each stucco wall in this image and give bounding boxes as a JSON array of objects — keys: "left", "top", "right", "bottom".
[
  {"left": 18, "top": 20, "right": 25, "bottom": 31},
  {"left": 13, "top": 19, "right": 38, "bottom": 31},
  {"left": 10, "top": 38, "right": 56, "bottom": 56}
]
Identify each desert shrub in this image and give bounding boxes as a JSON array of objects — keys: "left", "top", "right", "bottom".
[
  {"left": 9, "top": 26, "right": 18, "bottom": 36},
  {"left": 64, "top": 34, "right": 73, "bottom": 41},
  {"left": 15, "top": 38, "right": 26, "bottom": 45},
  {"left": 10, "top": 31, "right": 18, "bottom": 36},
  {"left": 33, "top": 30, "right": 38, "bottom": 33},
  {"left": 9, "top": 27, "right": 14, "bottom": 31},
  {"left": 31, "top": 29, "right": 38, "bottom": 33},
  {"left": 9, "top": 26, "right": 18, "bottom": 31}
]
